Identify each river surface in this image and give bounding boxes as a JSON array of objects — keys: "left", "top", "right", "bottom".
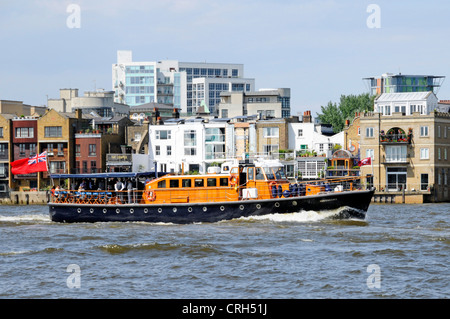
[{"left": 0, "top": 203, "right": 448, "bottom": 299}]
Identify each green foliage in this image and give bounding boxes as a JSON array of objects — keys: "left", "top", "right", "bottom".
[{"left": 317, "top": 93, "right": 375, "bottom": 133}]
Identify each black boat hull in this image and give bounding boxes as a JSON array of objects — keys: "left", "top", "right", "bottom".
[{"left": 48, "top": 188, "right": 375, "bottom": 224}]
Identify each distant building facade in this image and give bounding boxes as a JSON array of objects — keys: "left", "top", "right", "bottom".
[
  {"left": 112, "top": 50, "right": 255, "bottom": 115},
  {"left": 364, "top": 73, "right": 445, "bottom": 96},
  {"left": 218, "top": 88, "right": 291, "bottom": 119},
  {"left": 360, "top": 92, "right": 450, "bottom": 202},
  {"left": 48, "top": 88, "right": 129, "bottom": 117}
]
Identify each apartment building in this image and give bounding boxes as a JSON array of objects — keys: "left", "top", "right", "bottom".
[
  {"left": 149, "top": 118, "right": 230, "bottom": 174},
  {"left": 112, "top": 50, "right": 255, "bottom": 115},
  {"left": 364, "top": 73, "right": 445, "bottom": 96},
  {"left": 218, "top": 88, "right": 290, "bottom": 119},
  {"left": 48, "top": 88, "right": 130, "bottom": 117},
  {"left": 359, "top": 92, "right": 450, "bottom": 202}
]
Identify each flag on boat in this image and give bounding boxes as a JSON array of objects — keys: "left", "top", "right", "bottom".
[
  {"left": 11, "top": 151, "right": 48, "bottom": 175},
  {"left": 358, "top": 157, "right": 372, "bottom": 167}
]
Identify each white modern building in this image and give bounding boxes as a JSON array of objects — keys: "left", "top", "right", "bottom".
[
  {"left": 112, "top": 50, "right": 255, "bottom": 115},
  {"left": 288, "top": 121, "right": 344, "bottom": 157},
  {"left": 148, "top": 118, "right": 232, "bottom": 174},
  {"left": 288, "top": 111, "right": 344, "bottom": 179}
]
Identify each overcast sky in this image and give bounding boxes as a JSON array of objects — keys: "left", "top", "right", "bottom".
[{"left": 1, "top": 0, "right": 449, "bottom": 116}]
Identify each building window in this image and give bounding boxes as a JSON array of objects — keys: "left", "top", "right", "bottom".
[
  {"left": 57, "top": 143, "right": 64, "bottom": 156},
  {"left": 155, "top": 145, "right": 160, "bottom": 156},
  {"left": 420, "top": 126, "right": 429, "bottom": 137},
  {"left": 44, "top": 126, "right": 62, "bottom": 138},
  {"left": 263, "top": 127, "right": 279, "bottom": 138},
  {"left": 298, "top": 129, "right": 303, "bottom": 137},
  {"left": 89, "top": 144, "right": 96, "bottom": 156},
  {"left": 420, "top": 174, "right": 428, "bottom": 191},
  {"left": 385, "top": 145, "right": 407, "bottom": 162},
  {"left": 366, "top": 127, "right": 374, "bottom": 137},
  {"left": 420, "top": 148, "right": 429, "bottom": 159},
  {"left": 438, "top": 148, "right": 441, "bottom": 160},
  {"left": 263, "top": 144, "right": 279, "bottom": 155},
  {"left": 184, "top": 130, "right": 196, "bottom": 156},
  {"left": 19, "top": 144, "right": 26, "bottom": 157},
  {"left": 0, "top": 127, "right": 3, "bottom": 138},
  {"left": 167, "top": 145, "right": 172, "bottom": 156},
  {"left": 366, "top": 149, "right": 374, "bottom": 159},
  {"left": 15, "top": 127, "right": 34, "bottom": 138},
  {"left": 91, "top": 161, "right": 97, "bottom": 173},
  {"left": 30, "top": 143, "right": 36, "bottom": 156},
  {"left": 75, "top": 144, "right": 80, "bottom": 157},
  {"left": 156, "top": 130, "right": 171, "bottom": 139}
]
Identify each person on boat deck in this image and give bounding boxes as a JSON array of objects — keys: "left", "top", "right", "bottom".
[
  {"left": 77, "top": 184, "right": 86, "bottom": 200},
  {"left": 51, "top": 186, "right": 56, "bottom": 198},
  {"left": 115, "top": 179, "right": 125, "bottom": 200},
  {"left": 126, "top": 179, "right": 133, "bottom": 203}
]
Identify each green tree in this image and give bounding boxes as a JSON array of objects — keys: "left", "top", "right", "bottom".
[{"left": 317, "top": 93, "right": 375, "bottom": 133}]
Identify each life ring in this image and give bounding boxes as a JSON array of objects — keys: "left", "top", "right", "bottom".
[
  {"left": 144, "top": 190, "right": 156, "bottom": 202},
  {"left": 229, "top": 175, "right": 238, "bottom": 187}
]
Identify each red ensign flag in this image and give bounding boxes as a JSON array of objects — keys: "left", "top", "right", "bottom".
[
  {"left": 11, "top": 151, "right": 48, "bottom": 175},
  {"left": 358, "top": 157, "right": 372, "bottom": 167}
]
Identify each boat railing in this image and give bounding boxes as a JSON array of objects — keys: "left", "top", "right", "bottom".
[{"left": 50, "top": 189, "right": 144, "bottom": 205}]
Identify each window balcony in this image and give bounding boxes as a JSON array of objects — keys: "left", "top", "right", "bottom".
[
  {"left": 380, "top": 127, "right": 413, "bottom": 145},
  {"left": 380, "top": 133, "right": 411, "bottom": 144}
]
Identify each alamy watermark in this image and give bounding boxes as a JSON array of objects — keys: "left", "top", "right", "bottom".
[
  {"left": 366, "top": 264, "right": 381, "bottom": 289},
  {"left": 366, "top": 4, "right": 381, "bottom": 29},
  {"left": 66, "top": 264, "right": 81, "bottom": 289},
  {"left": 66, "top": 4, "right": 81, "bottom": 29}
]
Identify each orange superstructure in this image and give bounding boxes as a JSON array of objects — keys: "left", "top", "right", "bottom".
[{"left": 142, "top": 160, "right": 291, "bottom": 205}]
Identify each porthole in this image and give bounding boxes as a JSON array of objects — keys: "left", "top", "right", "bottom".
[
  {"left": 256, "top": 204, "right": 261, "bottom": 210},
  {"left": 275, "top": 202, "right": 280, "bottom": 208},
  {"left": 130, "top": 208, "right": 134, "bottom": 214},
  {"left": 239, "top": 205, "right": 244, "bottom": 210},
  {"left": 173, "top": 208, "right": 177, "bottom": 213},
  {"left": 144, "top": 208, "right": 149, "bottom": 214},
  {"left": 103, "top": 208, "right": 107, "bottom": 214},
  {"left": 116, "top": 208, "right": 120, "bottom": 214},
  {"left": 188, "top": 207, "right": 193, "bottom": 213},
  {"left": 89, "top": 208, "right": 94, "bottom": 214},
  {"left": 203, "top": 207, "right": 207, "bottom": 212},
  {"left": 158, "top": 208, "right": 162, "bottom": 213},
  {"left": 220, "top": 206, "right": 225, "bottom": 211},
  {"left": 292, "top": 201, "right": 297, "bottom": 206},
  {"left": 77, "top": 208, "right": 81, "bottom": 213}
]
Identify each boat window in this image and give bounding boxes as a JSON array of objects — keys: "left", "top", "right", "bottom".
[
  {"left": 255, "top": 167, "right": 265, "bottom": 180},
  {"left": 194, "top": 179, "right": 204, "bottom": 187},
  {"left": 230, "top": 167, "right": 239, "bottom": 174},
  {"left": 207, "top": 178, "right": 216, "bottom": 187},
  {"left": 182, "top": 179, "right": 191, "bottom": 187},
  {"left": 157, "top": 180, "right": 166, "bottom": 188},
  {"left": 247, "top": 167, "right": 254, "bottom": 181},
  {"left": 263, "top": 167, "right": 275, "bottom": 180},
  {"left": 219, "top": 177, "right": 228, "bottom": 186},
  {"left": 274, "top": 167, "right": 286, "bottom": 180},
  {"left": 170, "top": 179, "right": 179, "bottom": 188}
]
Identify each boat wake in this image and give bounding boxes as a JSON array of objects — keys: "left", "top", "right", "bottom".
[
  {"left": 241, "top": 206, "right": 366, "bottom": 223},
  {"left": 0, "top": 213, "right": 51, "bottom": 224}
]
